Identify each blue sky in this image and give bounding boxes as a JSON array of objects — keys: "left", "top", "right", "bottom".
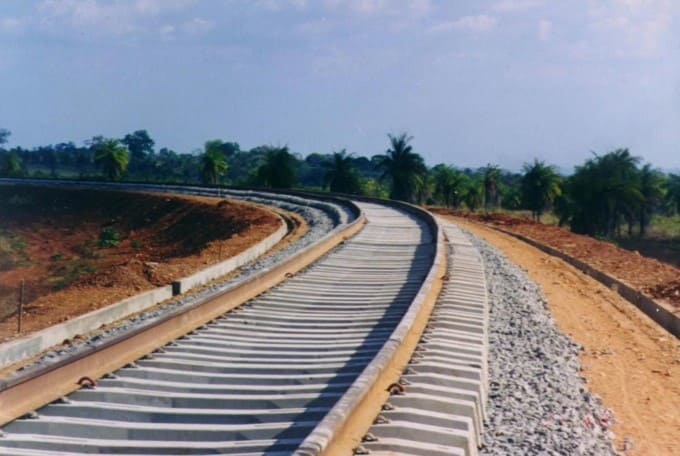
[{"left": 1, "top": 0, "right": 678, "bottom": 171}]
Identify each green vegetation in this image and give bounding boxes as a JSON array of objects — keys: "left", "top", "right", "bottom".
[
  {"left": 0, "top": 150, "right": 22, "bottom": 177},
  {"left": 0, "top": 229, "right": 28, "bottom": 270},
  {"left": 1, "top": 126, "right": 678, "bottom": 247},
  {"left": 464, "top": 180, "right": 483, "bottom": 212},
  {"left": 254, "top": 146, "right": 297, "bottom": 189},
  {"left": 201, "top": 140, "right": 229, "bottom": 185},
  {"left": 483, "top": 164, "right": 501, "bottom": 212},
  {"left": 0, "top": 128, "right": 9, "bottom": 146},
  {"left": 73, "top": 239, "right": 100, "bottom": 259},
  {"left": 122, "top": 129, "right": 155, "bottom": 178},
  {"left": 98, "top": 227, "right": 120, "bottom": 248},
  {"left": 431, "top": 164, "right": 469, "bottom": 209},
  {"left": 93, "top": 138, "right": 129, "bottom": 181},
  {"left": 375, "top": 133, "right": 427, "bottom": 203},
  {"left": 520, "top": 160, "right": 562, "bottom": 221},
  {"left": 50, "top": 259, "right": 96, "bottom": 290},
  {"left": 322, "top": 150, "right": 361, "bottom": 194}
]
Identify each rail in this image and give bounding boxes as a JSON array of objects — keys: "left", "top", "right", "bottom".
[{"left": 0, "top": 181, "right": 490, "bottom": 455}]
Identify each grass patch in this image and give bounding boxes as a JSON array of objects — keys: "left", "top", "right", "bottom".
[
  {"left": 647, "top": 214, "right": 680, "bottom": 239},
  {"left": 49, "top": 259, "right": 96, "bottom": 290},
  {"left": 0, "top": 229, "right": 29, "bottom": 270},
  {"left": 0, "top": 229, "right": 26, "bottom": 252},
  {"left": 74, "top": 239, "right": 101, "bottom": 259},
  {"left": 98, "top": 227, "right": 120, "bottom": 248}
]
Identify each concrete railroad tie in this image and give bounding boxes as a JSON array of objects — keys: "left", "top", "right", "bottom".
[
  {"left": 359, "top": 221, "right": 489, "bottom": 456},
  {"left": 0, "top": 202, "right": 436, "bottom": 455}
]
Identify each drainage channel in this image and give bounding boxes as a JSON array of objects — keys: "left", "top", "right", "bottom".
[
  {"left": 358, "top": 221, "right": 489, "bottom": 456},
  {"left": 0, "top": 202, "right": 435, "bottom": 455}
]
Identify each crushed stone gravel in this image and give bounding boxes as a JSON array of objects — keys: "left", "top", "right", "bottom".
[{"left": 463, "top": 229, "right": 618, "bottom": 456}]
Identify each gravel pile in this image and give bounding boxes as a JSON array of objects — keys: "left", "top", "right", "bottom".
[
  {"left": 465, "top": 230, "right": 618, "bottom": 456},
  {"left": 18, "top": 190, "right": 354, "bottom": 372}
]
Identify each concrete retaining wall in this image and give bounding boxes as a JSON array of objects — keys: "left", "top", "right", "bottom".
[
  {"left": 172, "top": 219, "right": 288, "bottom": 295},
  {"left": 0, "top": 216, "right": 287, "bottom": 370},
  {"left": 0, "top": 286, "right": 173, "bottom": 369},
  {"left": 494, "top": 227, "right": 680, "bottom": 339}
]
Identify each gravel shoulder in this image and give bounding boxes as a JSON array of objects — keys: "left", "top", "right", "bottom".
[{"left": 450, "top": 216, "right": 680, "bottom": 456}]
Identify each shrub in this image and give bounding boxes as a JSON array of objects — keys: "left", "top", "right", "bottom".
[
  {"left": 98, "top": 227, "right": 120, "bottom": 248},
  {"left": 51, "top": 261, "right": 96, "bottom": 290}
]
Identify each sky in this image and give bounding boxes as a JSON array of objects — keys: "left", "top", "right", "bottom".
[{"left": 1, "top": 0, "right": 679, "bottom": 172}]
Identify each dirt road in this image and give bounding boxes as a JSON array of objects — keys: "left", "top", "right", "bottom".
[{"left": 447, "top": 217, "right": 680, "bottom": 455}]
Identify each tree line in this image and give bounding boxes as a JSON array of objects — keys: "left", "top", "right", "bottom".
[{"left": 1, "top": 127, "right": 678, "bottom": 239}]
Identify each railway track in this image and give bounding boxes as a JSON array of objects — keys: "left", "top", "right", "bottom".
[
  {"left": 0, "top": 183, "right": 489, "bottom": 455},
  {"left": 355, "top": 222, "right": 488, "bottom": 456}
]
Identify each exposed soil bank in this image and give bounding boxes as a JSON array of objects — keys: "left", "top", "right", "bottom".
[
  {"left": 430, "top": 208, "right": 680, "bottom": 309},
  {"left": 0, "top": 185, "right": 282, "bottom": 339}
]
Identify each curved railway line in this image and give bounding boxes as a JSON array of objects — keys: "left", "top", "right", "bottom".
[{"left": 0, "top": 183, "right": 489, "bottom": 456}]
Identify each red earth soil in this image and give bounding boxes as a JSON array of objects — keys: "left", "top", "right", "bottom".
[
  {"left": 0, "top": 185, "right": 282, "bottom": 340},
  {"left": 429, "top": 208, "right": 680, "bottom": 309}
]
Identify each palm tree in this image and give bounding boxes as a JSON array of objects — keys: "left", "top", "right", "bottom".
[
  {"left": 431, "top": 164, "right": 469, "bottom": 209},
  {"left": 566, "top": 149, "right": 642, "bottom": 237},
  {"left": 0, "top": 128, "right": 10, "bottom": 146},
  {"left": 322, "top": 150, "right": 360, "bottom": 194},
  {"left": 256, "top": 146, "right": 297, "bottom": 189},
  {"left": 599, "top": 149, "right": 642, "bottom": 237},
  {"left": 637, "top": 164, "right": 665, "bottom": 236},
  {"left": 375, "top": 133, "right": 426, "bottom": 203},
  {"left": 520, "top": 159, "right": 562, "bottom": 221},
  {"left": 415, "top": 171, "right": 434, "bottom": 205},
  {"left": 94, "top": 139, "right": 129, "bottom": 181},
  {"left": 483, "top": 164, "right": 501, "bottom": 212},
  {"left": 201, "top": 141, "right": 228, "bottom": 185},
  {"left": 0, "top": 150, "right": 21, "bottom": 177},
  {"left": 464, "top": 179, "right": 483, "bottom": 212},
  {"left": 665, "top": 174, "right": 680, "bottom": 215}
]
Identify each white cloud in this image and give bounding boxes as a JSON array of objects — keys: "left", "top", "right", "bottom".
[
  {"left": 407, "top": 0, "right": 433, "bottom": 17},
  {"left": 324, "top": 0, "right": 386, "bottom": 15},
  {"left": 431, "top": 15, "right": 498, "bottom": 33},
  {"left": 290, "top": 0, "right": 309, "bottom": 9},
  {"left": 35, "top": 0, "right": 205, "bottom": 40},
  {"left": 492, "top": 0, "right": 544, "bottom": 13},
  {"left": 612, "top": 0, "right": 662, "bottom": 12},
  {"left": 592, "top": 15, "right": 630, "bottom": 30},
  {"left": 253, "top": 0, "right": 309, "bottom": 12},
  {"left": 0, "top": 17, "right": 25, "bottom": 33},
  {"left": 586, "top": 0, "right": 675, "bottom": 59},
  {"left": 181, "top": 18, "right": 215, "bottom": 36},
  {"left": 323, "top": 0, "right": 431, "bottom": 17},
  {"left": 159, "top": 24, "right": 176, "bottom": 41},
  {"left": 134, "top": 0, "right": 199, "bottom": 16},
  {"left": 538, "top": 19, "right": 552, "bottom": 41},
  {"left": 37, "top": 0, "right": 102, "bottom": 26},
  {"left": 296, "top": 18, "right": 334, "bottom": 36},
  {"left": 37, "top": 0, "right": 196, "bottom": 21}
]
